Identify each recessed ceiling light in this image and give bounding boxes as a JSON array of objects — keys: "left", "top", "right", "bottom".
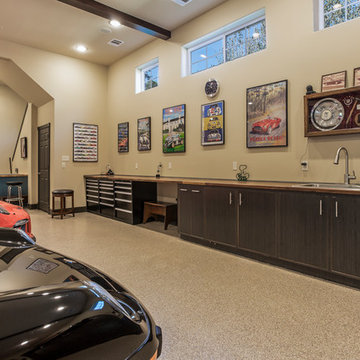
[
  {"left": 109, "top": 19, "right": 121, "bottom": 28},
  {"left": 75, "top": 44, "right": 88, "bottom": 53}
]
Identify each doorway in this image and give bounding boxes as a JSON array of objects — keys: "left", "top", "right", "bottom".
[{"left": 38, "top": 124, "right": 50, "bottom": 212}]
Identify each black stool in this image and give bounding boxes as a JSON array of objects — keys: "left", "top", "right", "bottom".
[
  {"left": 5, "top": 181, "right": 23, "bottom": 207},
  {"left": 52, "top": 189, "right": 75, "bottom": 219}
]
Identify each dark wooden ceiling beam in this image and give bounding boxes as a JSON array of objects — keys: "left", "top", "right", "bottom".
[{"left": 57, "top": 0, "right": 171, "bottom": 40}]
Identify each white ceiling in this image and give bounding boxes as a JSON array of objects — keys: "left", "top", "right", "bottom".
[{"left": 0, "top": 0, "right": 228, "bottom": 65}]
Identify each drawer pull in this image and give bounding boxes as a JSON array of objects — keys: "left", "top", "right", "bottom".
[
  {"left": 191, "top": 190, "right": 200, "bottom": 193},
  {"left": 319, "top": 199, "right": 322, "bottom": 216},
  {"left": 239, "top": 193, "right": 242, "bottom": 206},
  {"left": 335, "top": 201, "right": 338, "bottom": 218},
  {"left": 115, "top": 208, "right": 132, "bottom": 214},
  {"left": 229, "top": 192, "right": 232, "bottom": 205},
  {"left": 179, "top": 188, "right": 188, "bottom": 192}
]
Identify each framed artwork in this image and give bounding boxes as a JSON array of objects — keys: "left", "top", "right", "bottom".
[
  {"left": 246, "top": 80, "right": 288, "bottom": 148},
  {"left": 201, "top": 100, "right": 225, "bottom": 146},
  {"left": 353, "top": 67, "right": 360, "bottom": 87},
  {"left": 321, "top": 71, "right": 346, "bottom": 92},
  {"left": 20, "top": 137, "right": 27, "bottom": 158},
  {"left": 118, "top": 122, "right": 129, "bottom": 152},
  {"left": 73, "top": 123, "right": 98, "bottom": 162},
  {"left": 137, "top": 117, "right": 151, "bottom": 151},
  {"left": 162, "top": 104, "right": 185, "bottom": 153}
]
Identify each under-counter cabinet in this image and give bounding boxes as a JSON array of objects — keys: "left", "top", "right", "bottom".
[
  {"left": 178, "top": 185, "right": 204, "bottom": 239},
  {"left": 238, "top": 189, "right": 276, "bottom": 256},
  {"left": 204, "top": 187, "right": 237, "bottom": 247},
  {"left": 330, "top": 194, "right": 360, "bottom": 278},
  {"left": 278, "top": 191, "right": 328, "bottom": 270}
]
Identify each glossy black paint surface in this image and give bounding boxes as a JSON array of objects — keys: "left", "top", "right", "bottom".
[{"left": 0, "top": 229, "right": 161, "bottom": 360}]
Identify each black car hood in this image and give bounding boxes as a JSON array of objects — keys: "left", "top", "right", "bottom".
[{"left": 0, "top": 241, "right": 152, "bottom": 360}]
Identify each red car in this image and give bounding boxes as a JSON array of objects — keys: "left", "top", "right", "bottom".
[
  {"left": 0, "top": 200, "right": 35, "bottom": 240},
  {"left": 251, "top": 117, "right": 281, "bottom": 134}
]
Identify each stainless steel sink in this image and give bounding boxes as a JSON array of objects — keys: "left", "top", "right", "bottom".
[{"left": 292, "top": 183, "right": 360, "bottom": 190}]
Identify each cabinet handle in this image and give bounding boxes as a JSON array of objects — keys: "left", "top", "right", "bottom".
[
  {"left": 191, "top": 190, "right": 200, "bottom": 193},
  {"left": 319, "top": 199, "right": 322, "bottom": 216},
  {"left": 335, "top": 201, "right": 338, "bottom": 218},
  {"left": 229, "top": 192, "right": 232, "bottom": 205},
  {"left": 179, "top": 188, "right": 188, "bottom": 192},
  {"left": 239, "top": 193, "right": 242, "bottom": 206}
]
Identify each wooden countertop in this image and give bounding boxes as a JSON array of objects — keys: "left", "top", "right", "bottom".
[
  {"left": 0, "top": 174, "right": 27, "bottom": 178},
  {"left": 84, "top": 174, "right": 360, "bottom": 195}
]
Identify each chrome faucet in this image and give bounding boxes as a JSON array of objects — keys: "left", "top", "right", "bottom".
[{"left": 334, "top": 146, "right": 356, "bottom": 185}]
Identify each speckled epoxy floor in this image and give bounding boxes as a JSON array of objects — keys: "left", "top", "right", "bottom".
[{"left": 30, "top": 210, "right": 360, "bottom": 360}]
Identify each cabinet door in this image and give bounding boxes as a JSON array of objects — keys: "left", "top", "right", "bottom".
[
  {"left": 178, "top": 185, "right": 204, "bottom": 238},
  {"left": 331, "top": 195, "right": 360, "bottom": 278},
  {"left": 204, "top": 187, "right": 237, "bottom": 247},
  {"left": 238, "top": 189, "right": 276, "bottom": 256},
  {"left": 278, "top": 192, "right": 328, "bottom": 269}
]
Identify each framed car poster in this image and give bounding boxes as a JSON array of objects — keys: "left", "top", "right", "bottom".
[
  {"left": 162, "top": 104, "right": 185, "bottom": 153},
  {"left": 246, "top": 80, "right": 288, "bottom": 148},
  {"left": 201, "top": 100, "right": 225, "bottom": 146},
  {"left": 73, "top": 123, "right": 98, "bottom": 162},
  {"left": 137, "top": 117, "right": 151, "bottom": 151},
  {"left": 118, "top": 122, "right": 129, "bottom": 153}
]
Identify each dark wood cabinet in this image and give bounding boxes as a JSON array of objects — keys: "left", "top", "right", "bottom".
[
  {"left": 204, "top": 187, "right": 237, "bottom": 247},
  {"left": 278, "top": 191, "right": 328, "bottom": 269},
  {"left": 330, "top": 195, "right": 360, "bottom": 278},
  {"left": 177, "top": 185, "right": 204, "bottom": 238},
  {"left": 238, "top": 189, "right": 276, "bottom": 256}
]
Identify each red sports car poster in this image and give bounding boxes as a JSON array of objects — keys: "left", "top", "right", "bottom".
[{"left": 246, "top": 80, "right": 288, "bottom": 148}]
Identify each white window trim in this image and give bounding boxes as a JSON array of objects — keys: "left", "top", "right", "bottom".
[
  {"left": 182, "top": 8, "right": 266, "bottom": 77},
  {"left": 135, "top": 58, "right": 159, "bottom": 94}
]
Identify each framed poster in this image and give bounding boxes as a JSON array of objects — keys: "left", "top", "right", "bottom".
[
  {"left": 201, "top": 100, "right": 225, "bottom": 146},
  {"left": 353, "top": 67, "right": 360, "bottom": 87},
  {"left": 246, "top": 80, "right": 288, "bottom": 148},
  {"left": 162, "top": 104, "right": 185, "bottom": 153},
  {"left": 20, "top": 137, "right": 27, "bottom": 158},
  {"left": 321, "top": 71, "right": 346, "bottom": 92},
  {"left": 73, "top": 123, "right": 98, "bottom": 162},
  {"left": 118, "top": 122, "right": 129, "bottom": 152},
  {"left": 137, "top": 117, "right": 151, "bottom": 151}
]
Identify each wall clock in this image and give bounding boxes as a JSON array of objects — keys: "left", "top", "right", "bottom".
[
  {"left": 310, "top": 98, "right": 344, "bottom": 131},
  {"left": 205, "top": 79, "right": 219, "bottom": 98}
]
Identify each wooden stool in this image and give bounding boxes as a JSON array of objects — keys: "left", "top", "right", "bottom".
[
  {"left": 143, "top": 201, "right": 177, "bottom": 230},
  {"left": 52, "top": 189, "right": 75, "bottom": 219}
]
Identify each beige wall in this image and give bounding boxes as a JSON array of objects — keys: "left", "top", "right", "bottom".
[
  {"left": 108, "top": 0, "right": 360, "bottom": 183},
  {"left": 0, "top": 84, "right": 27, "bottom": 173},
  {"left": 0, "top": 40, "right": 108, "bottom": 207}
]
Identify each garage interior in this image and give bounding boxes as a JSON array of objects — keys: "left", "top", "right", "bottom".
[{"left": 1, "top": 0, "right": 360, "bottom": 359}]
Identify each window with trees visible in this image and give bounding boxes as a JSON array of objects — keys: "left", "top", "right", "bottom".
[
  {"left": 136, "top": 58, "right": 159, "bottom": 93},
  {"left": 320, "top": 0, "right": 360, "bottom": 28},
  {"left": 185, "top": 10, "right": 266, "bottom": 75}
]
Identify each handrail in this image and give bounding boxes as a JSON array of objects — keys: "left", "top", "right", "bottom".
[{"left": 12, "top": 103, "right": 29, "bottom": 162}]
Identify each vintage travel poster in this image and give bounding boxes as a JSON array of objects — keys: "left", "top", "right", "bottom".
[
  {"left": 162, "top": 104, "right": 185, "bottom": 153},
  {"left": 201, "top": 100, "right": 224, "bottom": 146}
]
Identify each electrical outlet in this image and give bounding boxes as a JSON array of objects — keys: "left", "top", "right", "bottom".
[
  {"left": 135, "top": 163, "right": 138, "bottom": 169},
  {"left": 233, "top": 161, "right": 237, "bottom": 171},
  {"left": 301, "top": 161, "right": 308, "bottom": 171},
  {"left": 168, "top": 162, "right": 172, "bottom": 169}
]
